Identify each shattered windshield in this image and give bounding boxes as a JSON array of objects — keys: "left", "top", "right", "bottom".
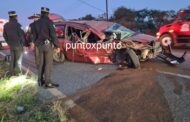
[{"left": 105, "top": 23, "right": 135, "bottom": 40}]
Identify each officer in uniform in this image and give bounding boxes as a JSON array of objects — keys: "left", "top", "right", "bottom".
[
  {"left": 32, "top": 7, "right": 60, "bottom": 88},
  {"left": 27, "top": 14, "right": 40, "bottom": 67},
  {"left": 3, "top": 11, "right": 25, "bottom": 76}
]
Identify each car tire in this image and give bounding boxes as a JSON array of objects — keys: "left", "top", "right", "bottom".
[
  {"left": 126, "top": 49, "right": 140, "bottom": 68},
  {"left": 53, "top": 51, "right": 65, "bottom": 63},
  {"left": 160, "top": 34, "right": 174, "bottom": 47}
]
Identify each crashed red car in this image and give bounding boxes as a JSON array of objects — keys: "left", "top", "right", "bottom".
[
  {"left": 157, "top": 10, "right": 190, "bottom": 47},
  {"left": 51, "top": 21, "right": 185, "bottom": 68}
]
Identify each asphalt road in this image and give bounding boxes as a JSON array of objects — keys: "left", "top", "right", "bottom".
[
  {"left": 67, "top": 49, "right": 190, "bottom": 122},
  {"left": 0, "top": 49, "right": 117, "bottom": 99},
  {"left": 156, "top": 49, "right": 190, "bottom": 122},
  {"left": 0, "top": 48, "right": 190, "bottom": 122}
]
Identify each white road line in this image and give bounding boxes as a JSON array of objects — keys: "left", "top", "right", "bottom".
[
  {"left": 157, "top": 70, "right": 190, "bottom": 79},
  {"left": 0, "top": 51, "right": 76, "bottom": 109}
]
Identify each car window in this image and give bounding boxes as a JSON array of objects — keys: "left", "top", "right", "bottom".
[
  {"left": 56, "top": 25, "right": 65, "bottom": 38},
  {"left": 66, "top": 26, "right": 100, "bottom": 43},
  {"left": 181, "top": 12, "right": 190, "bottom": 21},
  {"left": 105, "top": 23, "right": 135, "bottom": 40}
]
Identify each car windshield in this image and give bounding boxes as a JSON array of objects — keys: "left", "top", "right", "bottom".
[
  {"left": 105, "top": 23, "right": 135, "bottom": 40},
  {"left": 181, "top": 12, "right": 190, "bottom": 21}
]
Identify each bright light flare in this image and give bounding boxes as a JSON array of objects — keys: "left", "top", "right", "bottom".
[
  {"left": 169, "top": 30, "right": 174, "bottom": 33},
  {"left": 24, "top": 51, "right": 28, "bottom": 55},
  {"left": 5, "top": 75, "right": 36, "bottom": 89}
]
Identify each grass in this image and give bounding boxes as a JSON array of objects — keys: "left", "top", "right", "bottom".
[{"left": 0, "top": 60, "right": 68, "bottom": 122}]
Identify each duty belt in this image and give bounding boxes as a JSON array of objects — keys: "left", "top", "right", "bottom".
[{"left": 44, "top": 39, "right": 50, "bottom": 45}]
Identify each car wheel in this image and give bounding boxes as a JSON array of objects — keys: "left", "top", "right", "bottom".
[
  {"left": 53, "top": 51, "right": 65, "bottom": 63},
  {"left": 126, "top": 49, "right": 140, "bottom": 68},
  {"left": 160, "top": 34, "right": 174, "bottom": 47}
]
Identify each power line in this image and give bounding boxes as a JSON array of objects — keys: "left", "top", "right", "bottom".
[{"left": 77, "top": 0, "right": 104, "bottom": 12}]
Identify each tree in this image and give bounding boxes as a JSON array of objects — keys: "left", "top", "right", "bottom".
[
  {"left": 113, "top": 6, "right": 136, "bottom": 21},
  {"left": 109, "top": 6, "right": 179, "bottom": 35},
  {"left": 112, "top": 6, "right": 137, "bottom": 30},
  {"left": 187, "top": 5, "right": 190, "bottom": 9},
  {"left": 80, "top": 14, "right": 96, "bottom": 20},
  {"left": 135, "top": 9, "right": 149, "bottom": 32}
]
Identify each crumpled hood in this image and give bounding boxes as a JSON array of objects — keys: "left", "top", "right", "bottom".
[{"left": 126, "top": 33, "right": 156, "bottom": 44}]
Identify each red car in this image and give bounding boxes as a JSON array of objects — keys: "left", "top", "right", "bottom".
[
  {"left": 0, "top": 19, "right": 8, "bottom": 50},
  {"left": 53, "top": 20, "right": 167, "bottom": 68},
  {"left": 157, "top": 10, "right": 190, "bottom": 47}
]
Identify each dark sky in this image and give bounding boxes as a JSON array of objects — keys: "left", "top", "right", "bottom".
[{"left": 0, "top": 0, "right": 189, "bottom": 28}]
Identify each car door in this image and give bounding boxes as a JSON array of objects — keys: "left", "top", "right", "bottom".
[
  {"left": 82, "top": 32, "right": 113, "bottom": 64},
  {"left": 177, "top": 11, "right": 190, "bottom": 37},
  {"left": 64, "top": 24, "right": 86, "bottom": 62}
]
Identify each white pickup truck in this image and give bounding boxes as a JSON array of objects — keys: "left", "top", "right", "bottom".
[{"left": 0, "top": 19, "right": 8, "bottom": 49}]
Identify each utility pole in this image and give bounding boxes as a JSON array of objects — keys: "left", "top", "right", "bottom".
[{"left": 106, "top": 0, "right": 109, "bottom": 21}]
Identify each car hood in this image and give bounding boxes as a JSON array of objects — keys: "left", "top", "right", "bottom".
[{"left": 125, "top": 33, "right": 156, "bottom": 44}]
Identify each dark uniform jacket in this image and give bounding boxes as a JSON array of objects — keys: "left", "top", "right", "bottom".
[
  {"left": 26, "top": 22, "right": 35, "bottom": 45},
  {"left": 32, "top": 15, "right": 59, "bottom": 48},
  {"left": 3, "top": 19, "right": 25, "bottom": 49}
]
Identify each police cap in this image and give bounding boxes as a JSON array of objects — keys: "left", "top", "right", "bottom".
[
  {"left": 41, "top": 7, "right": 50, "bottom": 13},
  {"left": 28, "top": 13, "right": 40, "bottom": 19},
  {"left": 8, "top": 11, "right": 17, "bottom": 17}
]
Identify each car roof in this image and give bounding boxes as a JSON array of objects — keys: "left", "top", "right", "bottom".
[
  {"left": 180, "top": 10, "right": 190, "bottom": 13},
  {"left": 49, "top": 13, "right": 65, "bottom": 23},
  {"left": 56, "top": 20, "right": 114, "bottom": 32},
  {"left": 55, "top": 20, "right": 114, "bottom": 40},
  {"left": 71, "top": 21, "right": 114, "bottom": 32}
]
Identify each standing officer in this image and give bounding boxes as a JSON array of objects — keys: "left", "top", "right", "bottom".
[
  {"left": 27, "top": 14, "right": 40, "bottom": 67},
  {"left": 3, "top": 11, "right": 25, "bottom": 76},
  {"left": 32, "top": 7, "right": 60, "bottom": 88}
]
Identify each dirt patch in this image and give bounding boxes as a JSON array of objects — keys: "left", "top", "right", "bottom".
[{"left": 68, "top": 68, "right": 173, "bottom": 122}]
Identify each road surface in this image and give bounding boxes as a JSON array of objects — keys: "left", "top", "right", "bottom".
[{"left": 0, "top": 48, "right": 189, "bottom": 122}]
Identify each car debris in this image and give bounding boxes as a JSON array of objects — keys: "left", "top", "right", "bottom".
[
  {"left": 53, "top": 20, "right": 186, "bottom": 68},
  {"left": 98, "top": 67, "right": 103, "bottom": 71},
  {"left": 16, "top": 106, "right": 26, "bottom": 114},
  {"left": 157, "top": 46, "right": 186, "bottom": 65}
]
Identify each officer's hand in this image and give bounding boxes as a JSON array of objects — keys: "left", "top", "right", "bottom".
[
  {"left": 57, "top": 48, "right": 61, "bottom": 53},
  {"left": 30, "top": 42, "right": 35, "bottom": 49},
  {"left": 55, "top": 48, "right": 60, "bottom": 53}
]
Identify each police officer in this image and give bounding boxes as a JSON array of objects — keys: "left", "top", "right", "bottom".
[
  {"left": 3, "top": 11, "right": 25, "bottom": 76},
  {"left": 27, "top": 14, "right": 40, "bottom": 67},
  {"left": 32, "top": 7, "right": 60, "bottom": 88}
]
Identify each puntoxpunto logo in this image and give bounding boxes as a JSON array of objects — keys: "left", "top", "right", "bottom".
[{"left": 65, "top": 42, "right": 122, "bottom": 51}]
